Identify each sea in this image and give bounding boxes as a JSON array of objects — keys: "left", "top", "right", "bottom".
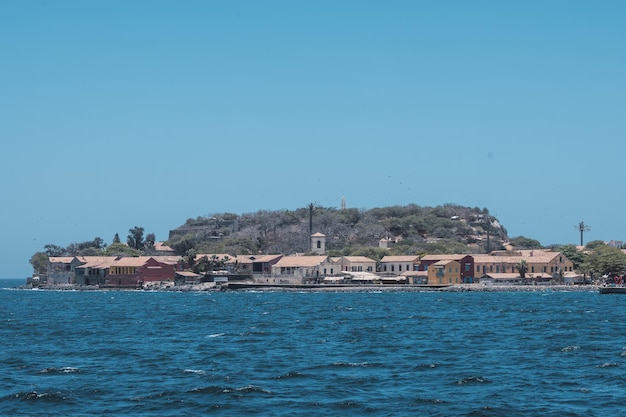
[{"left": 1, "top": 278, "right": 626, "bottom": 417}]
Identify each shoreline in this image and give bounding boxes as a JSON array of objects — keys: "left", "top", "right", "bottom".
[{"left": 13, "top": 282, "right": 603, "bottom": 293}]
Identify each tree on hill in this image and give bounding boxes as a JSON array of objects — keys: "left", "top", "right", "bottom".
[
  {"left": 166, "top": 204, "right": 509, "bottom": 258},
  {"left": 585, "top": 240, "right": 605, "bottom": 250},
  {"left": 509, "top": 236, "right": 542, "bottom": 249}
]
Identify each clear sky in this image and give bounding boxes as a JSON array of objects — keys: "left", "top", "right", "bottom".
[{"left": 1, "top": 1, "right": 625, "bottom": 278}]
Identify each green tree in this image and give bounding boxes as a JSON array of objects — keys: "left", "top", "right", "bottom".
[
  {"left": 516, "top": 259, "right": 528, "bottom": 279},
  {"left": 127, "top": 227, "right": 145, "bottom": 250},
  {"left": 582, "top": 245, "right": 626, "bottom": 278},
  {"left": 144, "top": 233, "right": 156, "bottom": 250},
  {"left": 168, "top": 234, "right": 197, "bottom": 256},
  {"left": 113, "top": 233, "right": 121, "bottom": 243},
  {"left": 585, "top": 240, "right": 605, "bottom": 250},
  {"left": 44, "top": 244, "right": 65, "bottom": 257},
  {"left": 29, "top": 252, "right": 49, "bottom": 274},
  {"left": 509, "top": 236, "right": 542, "bottom": 249},
  {"left": 103, "top": 242, "right": 141, "bottom": 257}
]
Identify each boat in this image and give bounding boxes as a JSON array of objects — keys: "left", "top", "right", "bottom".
[{"left": 599, "top": 286, "right": 626, "bottom": 294}]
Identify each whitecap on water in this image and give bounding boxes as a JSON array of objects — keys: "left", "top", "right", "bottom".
[
  {"left": 597, "top": 362, "right": 618, "bottom": 368},
  {"left": 183, "top": 369, "right": 206, "bottom": 375},
  {"left": 38, "top": 367, "right": 81, "bottom": 374},
  {"left": 561, "top": 345, "right": 580, "bottom": 352},
  {"left": 207, "top": 333, "right": 225, "bottom": 338}
]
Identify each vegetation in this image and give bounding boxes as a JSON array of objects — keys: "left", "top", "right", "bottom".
[
  {"left": 31, "top": 204, "right": 626, "bottom": 281},
  {"left": 32, "top": 226, "right": 157, "bottom": 264},
  {"left": 579, "top": 243, "right": 626, "bottom": 280},
  {"left": 508, "top": 236, "right": 542, "bottom": 249},
  {"left": 515, "top": 259, "right": 528, "bottom": 279},
  {"left": 29, "top": 252, "right": 48, "bottom": 274},
  {"left": 166, "top": 204, "right": 509, "bottom": 262}
]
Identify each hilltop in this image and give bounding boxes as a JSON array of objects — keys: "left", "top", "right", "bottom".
[{"left": 166, "top": 204, "right": 510, "bottom": 258}]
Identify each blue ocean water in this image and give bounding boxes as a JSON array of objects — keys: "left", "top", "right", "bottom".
[{"left": 1, "top": 283, "right": 625, "bottom": 416}]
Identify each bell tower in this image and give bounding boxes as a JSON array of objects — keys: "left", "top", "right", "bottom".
[{"left": 310, "top": 232, "right": 326, "bottom": 254}]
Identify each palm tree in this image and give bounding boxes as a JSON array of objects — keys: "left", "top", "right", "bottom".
[
  {"left": 307, "top": 202, "right": 316, "bottom": 236},
  {"left": 516, "top": 259, "right": 528, "bottom": 284},
  {"left": 577, "top": 221, "right": 590, "bottom": 246}
]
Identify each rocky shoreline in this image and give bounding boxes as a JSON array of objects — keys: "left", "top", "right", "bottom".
[{"left": 16, "top": 282, "right": 602, "bottom": 293}]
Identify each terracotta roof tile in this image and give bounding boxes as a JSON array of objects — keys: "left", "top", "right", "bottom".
[{"left": 274, "top": 255, "right": 328, "bottom": 268}]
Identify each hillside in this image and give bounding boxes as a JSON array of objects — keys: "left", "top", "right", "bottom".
[{"left": 166, "top": 204, "right": 509, "bottom": 259}]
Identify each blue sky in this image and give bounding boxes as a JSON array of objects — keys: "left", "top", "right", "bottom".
[{"left": 1, "top": 1, "right": 625, "bottom": 278}]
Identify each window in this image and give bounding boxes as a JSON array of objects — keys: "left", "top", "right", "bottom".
[
  {"left": 316, "top": 241, "right": 321, "bottom": 249},
  {"left": 399, "top": 265, "right": 402, "bottom": 272}
]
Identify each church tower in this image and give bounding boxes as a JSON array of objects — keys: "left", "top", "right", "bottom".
[{"left": 310, "top": 232, "right": 326, "bottom": 254}]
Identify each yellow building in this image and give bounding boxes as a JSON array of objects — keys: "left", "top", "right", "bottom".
[
  {"left": 473, "top": 250, "right": 574, "bottom": 279},
  {"left": 427, "top": 260, "right": 461, "bottom": 285}
]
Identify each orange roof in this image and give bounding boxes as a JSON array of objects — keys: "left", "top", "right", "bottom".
[
  {"left": 380, "top": 256, "right": 419, "bottom": 263},
  {"left": 421, "top": 254, "right": 472, "bottom": 261},
  {"left": 48, "top": 257, "right": 76, "bottom": 263},
  {"left": 473, "top": 251, "right": 562, "bottom": 264},
  {"left": 274, "top": 255, "right": 328, "bottom": 268},
  {"left": 343, "top": 256, "right": 376, "bottom": 263}
]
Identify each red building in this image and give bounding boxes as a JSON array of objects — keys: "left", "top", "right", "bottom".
[{"left": 104, "top": 256, "right": 176, "bottom": 288}]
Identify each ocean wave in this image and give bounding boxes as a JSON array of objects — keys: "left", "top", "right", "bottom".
[
  {"left": 38, "top": 366, "right": 81, "bottom": 374},
  {"left": 596, "top": 362, "right": 618, "bottom": 368},
  {"left": 6, "top": 390, "right": 70, "bottom": 403},
  {"left": 330, "top": 361, "right": 374, "bottom": 368},
  {"left": 189, "top": 384, "right": 272, "bottom": 395},
  {"left": 183, "top": 369, "right": 207, "bottom": 375},
  {"left": 272, "top": 371, "right": 308, "bottom": 379},
  {"left": 561, "top": 345, "right": 581, "bottom": 352},
  {"left": 456, "top": 376, "right": 490, "bottom": 385}
]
